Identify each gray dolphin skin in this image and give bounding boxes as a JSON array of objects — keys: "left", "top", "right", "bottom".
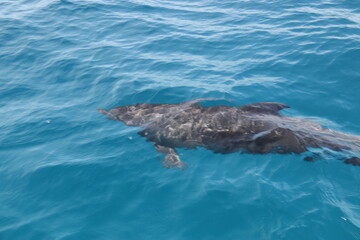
[{"left": 98, "top": 99, "right": 360, "bottom": 169}]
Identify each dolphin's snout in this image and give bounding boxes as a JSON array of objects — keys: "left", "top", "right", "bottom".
[
  {"left": 97, "top": 109, "right": 117, "bottom": 120},
  {"left": 97, "top": 109, "right": 108, "bottom": 115}
]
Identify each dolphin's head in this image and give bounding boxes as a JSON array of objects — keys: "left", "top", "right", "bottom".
[{"left": 98, "top": 103, "right": 167, "bottom": 126}]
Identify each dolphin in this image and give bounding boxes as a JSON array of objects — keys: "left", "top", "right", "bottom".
[{"left": 98, "top": 99, "right": 360, "bottom": 169}]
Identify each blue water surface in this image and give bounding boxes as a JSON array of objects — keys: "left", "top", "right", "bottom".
[{"left": 1, "top": 0, "right": 360, "bottom": 239}]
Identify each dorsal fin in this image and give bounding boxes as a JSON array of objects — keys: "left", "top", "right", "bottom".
[{"left": 241, "top": 102, "right": 290, "bottom": 115}]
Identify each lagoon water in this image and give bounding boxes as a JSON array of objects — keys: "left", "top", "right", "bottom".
[{"left": 1, "top": 0, "right": 360, "bottom": 239}]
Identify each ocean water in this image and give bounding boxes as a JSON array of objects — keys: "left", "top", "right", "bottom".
[{"left": 1, "top": 0, "right": 360, "bottom": 239}]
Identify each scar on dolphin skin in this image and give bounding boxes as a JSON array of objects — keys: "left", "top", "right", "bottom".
[{"left": 98, "top": 99, "right": 360, "bottom": 169}]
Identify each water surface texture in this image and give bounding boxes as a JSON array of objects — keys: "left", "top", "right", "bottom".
[{"left": 1, "top": 0, "right": 360, "bottom": 239}]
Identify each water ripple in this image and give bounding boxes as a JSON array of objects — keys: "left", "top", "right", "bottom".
[{"left": 1, "top": 0, "right": 360, "bottom": 239}]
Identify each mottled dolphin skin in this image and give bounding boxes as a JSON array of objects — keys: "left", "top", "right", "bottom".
[{"left": 98, "top": 99, "right": 360, "bottom": 169}]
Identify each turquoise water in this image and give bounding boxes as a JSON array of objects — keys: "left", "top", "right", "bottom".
[{"left": 1, "top": 0, "right": 360, "bottom": 239}]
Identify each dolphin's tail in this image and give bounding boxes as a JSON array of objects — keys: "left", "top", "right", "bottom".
[{"left": 324, "top": 130, "right": 360, "bottom": 153}]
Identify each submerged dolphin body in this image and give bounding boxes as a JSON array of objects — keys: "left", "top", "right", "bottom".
[{"left": 98, "top": 99, "right": 360, "bottom": 169}]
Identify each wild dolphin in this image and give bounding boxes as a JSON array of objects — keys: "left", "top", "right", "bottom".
[{"left": 98, "top": 99, "right": 360, "bottom": 169}]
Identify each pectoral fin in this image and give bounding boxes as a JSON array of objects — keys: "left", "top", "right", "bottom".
[
  {"left": 154, "top": 144, "right": 188, "bottom": 170},
  {"left": 344, "top": 157, "right": 360, "bottom": 166}
]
